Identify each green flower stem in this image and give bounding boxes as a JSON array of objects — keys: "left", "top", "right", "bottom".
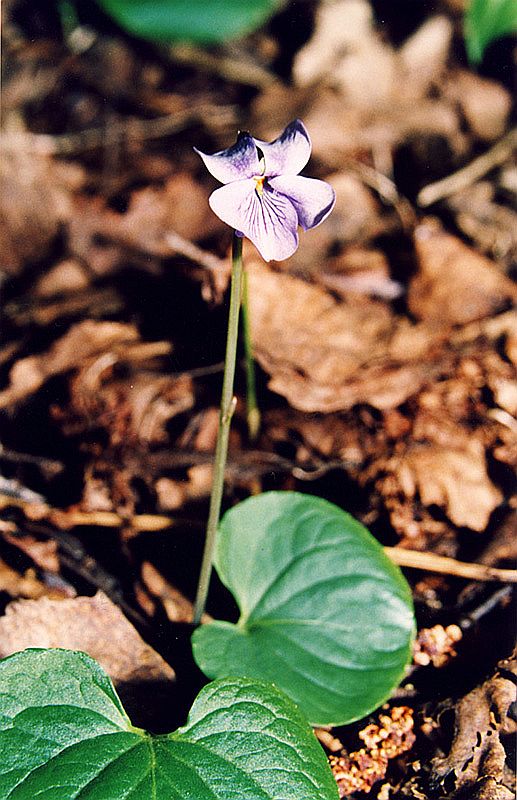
[
  {"left": 193, "top": 232, "right": 243, "bottom": 625},
  {"left": 241, "top": 267, "right": 261, "bottom": 441}
]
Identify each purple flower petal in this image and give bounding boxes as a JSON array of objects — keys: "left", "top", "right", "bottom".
[
  {"left": 269, "top": 175, "right": 336, "bottom": 230},
  {"left": 194, "top": 132, "right": 260, "bottom": 184},
  {"left": 209, "top": 180, "right": 299, "bottom": 262},
  {"left": 254, "top": 119, "right": 311, "bottom": 177}
]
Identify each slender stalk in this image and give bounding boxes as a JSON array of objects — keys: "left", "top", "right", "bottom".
[
  {"left": 241, "top": 267, "right": 261, "bottom": 441},
  {"left": 193, "top": 233, "right": 243, "bottom": 625}
]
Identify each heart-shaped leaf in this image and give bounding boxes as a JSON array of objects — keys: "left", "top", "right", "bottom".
[
  {"left": 192, "top": 492, "right": 415, "bottom": 726},
  {"left": 95, "top": 0, "right": 285, "bottom": 44},
  {"left": 0, "top": 648, "right": 337, "bottom": 799}
]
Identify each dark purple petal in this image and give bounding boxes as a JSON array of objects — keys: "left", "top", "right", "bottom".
[
  {"left": 253, "top": 119, "right": 311, "bottom": 177},
  {"left": 268, "top": 175, "right": 336, "bottom": 230},
  {"left": 194, "top": 132, "right": 260, "bottom": 184},
  {"left": 209, "top": 180, "right": 299, "bottom": 262}
]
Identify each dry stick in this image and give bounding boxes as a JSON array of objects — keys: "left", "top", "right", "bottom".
[
  {"left": 2, "top": 495, "right": 516, "bottom": 584},
  {"left": 192, "top": 233, "right": 243, "bottom": 625},
  {"left": 0, "top": 102, "right": 236, "bottom": 156},
  {"left": 165, "top": 231, "right": 229, "bottom": 277},
  {"left": 417, "top": 128, "right": 517, "bottom": 207},
  {"left": 385, "top": 547, "right": 517, "bottom": 584},
  {"left": 343, "top": 157, "right": 417, "bottom": 231},
  {"left": 169, "top": 43, "right": 276, "bottom": 88}
]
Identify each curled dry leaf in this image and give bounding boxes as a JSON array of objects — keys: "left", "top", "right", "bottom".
[
  {"left": 385, "top": 437, "right": 502, "bottom": 532},
  {"left": 410, "top": 220, "right": 517, "bottom": 326},
  {"left": 0, "top": 320, "right": 139, "bottom": 408},
  {"left": 0, "top": 590, "right": 175, "bottom": 686},
  {"left": 289, "top": 3, "right": 462, "bottom": 165},
  {"left": 248, "top": 261, "right": 441, "bottom": 412},
  {"left": 447, "top": 70, "right": 512, "bottom": 142},
  {"left": 430, "top": 652, "right": 516, "bottom": 799},
  {"left": 67, "top": 370, "right": 194, "bottom": 446},
  {"left": 293, "top": 0, "right": 374, "bottom": 88}
]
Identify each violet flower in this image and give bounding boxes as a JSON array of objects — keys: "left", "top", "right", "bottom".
[{"left": 195, "top": 119, "right": 335, "bottom": 262}]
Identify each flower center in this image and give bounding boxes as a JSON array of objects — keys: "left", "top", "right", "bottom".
[{"left": 254, "top": 175, "right": 266, "bottom": 197}]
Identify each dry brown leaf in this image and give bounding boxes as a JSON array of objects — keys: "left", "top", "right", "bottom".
[
  {"left": 66, "top": 370, "right": 193, "bottom": 446},
  {"left": 293, "top": 0, "right": 374, "bottom": 88},
  {"left": 0, "top": 559, "right": 68, "bottom": 600},
  {"left": 320, "top": 247, "right": 402, "bottom": 301},
  {"left": 447, "top": 70, "right": 512, "bottom": 142},
  {"left": 155, "top": 465, "right": 213, "bottom": 511},
  {"left": 431, "top": 653, "right": 516, "bottom": 798},
  {"left": 141, "top": 561, "right": 211, "bottom": 624},
  {"left": 0, "top": 149, "right": 84, "bottom": 275},
  {"left": 287, "top": 6, "right": 463, "bottom": 167},
  {"left": 1, "top": 533, "right": 60, "bottom": 573},
  {"left": 0, "top": 591, "right": 175, "bottom": 686},
  {"left": 98, "top": 173, "right": 224, "bottom": 252},
  {"left": 410, "top": 220, "right": 517, "bottom": 326},
  {"left": 34, "top": 258, "right": 91, "bottom": 297},
  {"left": 0, "top": 320, "right": 139, "bottom": 408},
  {"left": 399, "top": 16, "right": 453, "bottom": 97},
  {"left": 447, "top": 182, "right": 517, "bottom": 267},
  {"left": 248, "top": 262, "right": 441, "bottom": 412},
  {"left": 69, "top": 172, "right": 223, "bottom": 274},
  {"left": 389, "top": 438, "right": 502, "bottom": 531}
]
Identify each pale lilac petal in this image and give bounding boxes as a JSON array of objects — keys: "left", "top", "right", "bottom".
[
  {"left": 209, "top": 181, "right": 299, "bottom": 262},
  {"left": 254, "top": 119, "right": 311, "bottom": 177},
  {"left": 194, "top": 132, "right": 260, "bottom": 184},
  {"left": 268, "top": 175, "right": 336, "bottom": 230}
]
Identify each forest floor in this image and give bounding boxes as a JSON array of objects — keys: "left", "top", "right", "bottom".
[{"left": 1, "top": 1, "right": 516, "bottom": 798}]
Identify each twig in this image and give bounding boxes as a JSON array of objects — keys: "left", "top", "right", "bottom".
[
  {"left": 0, "top": 446, "right": 63, "bottom": 476},
  {"left": 165, "top": 231, "right": 229, "bottom": 276},
  {"left": 385, "top": 547, "right": 517, "bottom": 583},
  {"left": 417, "top": 128, "right": 517, "bottom": 207},
  {"left": 0, "top": 102, "right": 236, "bottom": 156},
  {"left": 344, "top": 157, "right": 417, "bottom": 230},
  {"left": 169, "top": 43, "right": 276, "bottom": 88}
]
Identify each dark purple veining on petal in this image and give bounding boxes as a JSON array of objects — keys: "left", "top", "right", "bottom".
[{"left": 196, "top": 120, "right": 335, "bottom": 261}]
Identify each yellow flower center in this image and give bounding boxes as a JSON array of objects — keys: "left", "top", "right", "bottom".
[{"left": 254, "top": 175, "right": 266, "bottom": 196}]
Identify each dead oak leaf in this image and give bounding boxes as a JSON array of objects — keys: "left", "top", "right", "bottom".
[
  {"left": 390, "top": 438, "right": 502, "bottom": 531},
  {"left": 0, "top": 320, "right": 139, "bottom": 408},
  {"left": 0, "top": 591, "right": 175, "bottom": 686},
  {"left": 248, "top": 262, "right": 442, "bottom": 412},
  {"left": 410, "top": 220, "right": 517, "bottom": 326}
]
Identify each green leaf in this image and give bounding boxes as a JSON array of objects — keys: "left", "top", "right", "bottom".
[
  {"left": 465, "top": 0, "right": 517, "bottom": 63},
  {"left": 95, "top": 0, "right": 285, "bottom": 44},
  {"left": 0, "top": 648, "right": 338, "bottom": 800},
  {"left": 192, "top": 492, "right": 415, "bottom": 726}
]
